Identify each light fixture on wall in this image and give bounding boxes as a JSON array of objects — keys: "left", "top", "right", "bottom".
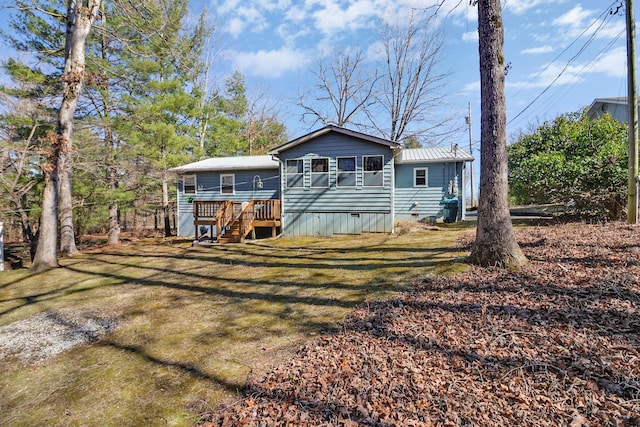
[{"left": 253, "top": 175, "right": 263, "bottom": 200}]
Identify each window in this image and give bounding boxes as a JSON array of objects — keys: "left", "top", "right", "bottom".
[
  {"left": 311, "top": 158, "right": 329, "bottom": 188},
  {"left": 220, "top": 174, "right": 234, "bottom": 195},
  {"left": 183, "top": 175, "right": 196, "bottom": 194},
  {"left": 363, "top": 155, "right": 384, "bottom": 187},
  {"left": 414, "top": 168, "right": 427, "bottom": 187},
  {"left": 337, "top": 157, "right": 356, "bottom": 188},
  {"left": 286, "top": 159, "right": 304, "bottom": 188}
]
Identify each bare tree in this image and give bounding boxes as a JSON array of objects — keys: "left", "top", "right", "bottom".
[
  {"left": 0, "top": 89, "right": 51, "bottom": 252},
  {"left": 32, "top": 0, "right": 102, "bottom": 270},
  {"left": 370, "top": 9, "right": 456, "bottom": 144},
  {"left": 298, "top": 50, "right": 377, "bottom": 128},
  {"left": 468, "top": 0, "right": 527, "bottom": 269}
]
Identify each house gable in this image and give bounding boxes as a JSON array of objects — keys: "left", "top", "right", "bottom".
[{"left": 271, "top": 126, "right": 399, "bottom": 236}]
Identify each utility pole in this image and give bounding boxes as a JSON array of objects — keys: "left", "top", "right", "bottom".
[
  {"left": 465, "top": 102, "right": 475, "bottom": 207},
  {"left": 626, "top": 0, "right": 639, "bottom": 224}
]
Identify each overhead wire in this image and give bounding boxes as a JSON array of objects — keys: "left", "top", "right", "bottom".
[
  {"left": 510, "top": 0, "right": 619, "bottom": 100},
  {"left": 509, "top": 27, "right": 626, "bottom": 130},
  {"left": 508, "top": 3, "right": 620, "bottom": 126}
]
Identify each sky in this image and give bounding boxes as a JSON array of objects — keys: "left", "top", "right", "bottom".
[
  {"left": 193, "top": 0, "right": 630, "bottom": 154},
  {"left": 0, "top": 0, "right": 632, "bottom": 191}
]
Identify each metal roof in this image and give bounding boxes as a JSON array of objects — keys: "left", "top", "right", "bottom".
[
  {"left": 397, "top": 147, "right": 474, "bottom": 163},
  {"left": 268, "top": 125, "right": 400, "bottom": 155},
  {"left": 168, "top": 155, "right": 278, "bottom": 173}
]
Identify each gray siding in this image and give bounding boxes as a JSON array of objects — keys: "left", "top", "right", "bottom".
[
  {"left": 176, "top": 168, "right": 279, "bottom": 236},
  {"left": 394, "top": 162, "right": 465, "bottom": 222},
  {"left": 278, "top": 133, "right": 395, "bottom": 236},
  {"left": 282, "top": 211, "right": 391, "bottom": 236}
]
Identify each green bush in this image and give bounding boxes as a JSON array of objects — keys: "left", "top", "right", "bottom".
[{"left": 508, "top": 111, "right": 629, "bottom": 220}]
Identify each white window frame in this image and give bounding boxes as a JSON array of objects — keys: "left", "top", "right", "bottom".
[
  {"left": 286, "top": 158, "right": 304, "bottom": 188},
  {"left": 310, "top": 157, "right": 330, "bottom": 188},
  {"left": 183, "top": 175, "right": 196, "bottom": 195},
  {"left": 414, "top": 167, "right": 428, "bottom": 187},
  {"left": 220, "top": 174, "right": 235, "bottom": 195},
  {"left": 336, "top": 156, "right": 357, "bottom": 188},
  {"left": 363, "top": 155, "right": 384, "bottom": 187}
]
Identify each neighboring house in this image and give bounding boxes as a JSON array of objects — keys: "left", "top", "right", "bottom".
[
  {"left": 169, "top": 125, "right": 473, "bottom": 240},
  {"left": 586, "top": 97, "right": 638, "bottom": 124}
]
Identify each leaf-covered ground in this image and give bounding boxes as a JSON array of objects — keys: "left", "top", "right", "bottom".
[{"left": 200, "top": 222, "right": 640, "bottom": 426}]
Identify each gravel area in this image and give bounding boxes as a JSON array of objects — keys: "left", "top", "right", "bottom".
[{"left": 0, "top": 308, "right": 117, "bottom": 364}]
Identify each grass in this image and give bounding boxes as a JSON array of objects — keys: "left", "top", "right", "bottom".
[{"left": 0, "top": 224, "right": 471, "bottom": 426}]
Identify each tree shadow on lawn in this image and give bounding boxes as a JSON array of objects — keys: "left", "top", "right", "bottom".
[
  {"left": 0, "top": 235, "right": 469, "bottom": 425},
  {"left": 92, "top": 244, "right": 461, "bottom": 272}
]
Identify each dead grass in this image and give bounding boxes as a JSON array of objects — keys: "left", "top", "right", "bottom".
[{"left": 0, "top": 224, "right": 469, "bottom": 426}]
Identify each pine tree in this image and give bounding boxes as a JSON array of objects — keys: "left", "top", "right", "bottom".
[{"left": 113, "top": 0, "right": 208, "bottom": 237}]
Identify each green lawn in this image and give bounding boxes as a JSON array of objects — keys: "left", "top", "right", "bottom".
[{"left": 0, "top": 225, "right": 470, "bottom": 426}]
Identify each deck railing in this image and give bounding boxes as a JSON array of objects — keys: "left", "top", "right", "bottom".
[
  {"left": 193, "top": 200, "right": 226, "bottom": 219},
  {"left": 193, "top": 199, "right": 281, "bottom": 241}
]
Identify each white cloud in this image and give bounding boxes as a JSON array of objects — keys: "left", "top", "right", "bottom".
[
  {"left": 230, "top": 48, "right": 312, "bottom": 78},
  {"left": 222, "top": 6, "right": 269, "bottom": 38},
  {"left": 462, "top": 81, "right": 480, "bottom": 93},
  {"left": 512, "top": 46, "right": 627, "bottom": 90},
  {"left": 311, "top": 0, "right": 378, "bottom": 35},
  {"left": 552, "top": 5, "right": 592, "bottom": 28},
  {"left": 588, "top": 46, "right": 626, "bottom": 78},
  {"left": 226, "top": 18, "right": 244, "bottom": 38},
  {"left": 504, "top": 0, "right": 566, "bottom": 15},
  {"left": 216, "top": 0, "right": 241, "bottom": 15},
  {"left": 285, "top": 5, "right": 307, "bottom": 21},
  {"left": 548, "top": 5, "right": 623, "bottom": 44},
  {"left": 593, "top": 20, "right": 626, "bottom": 39},
  {"left": 521, "top": 45, "right": 554, "bottom": 55},
  {"left": 462, "top": 31, "right": 478, "bottom": 43}
]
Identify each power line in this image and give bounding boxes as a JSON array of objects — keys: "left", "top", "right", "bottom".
[
  {"left": 508, "top": 4, "right": 619, "bottom": 125},
  {"left": 510, "top": 1, "right": 619, "bottom": 100},
  {"left": 509, "top": 28, "right": 625, "bottom": 130}
]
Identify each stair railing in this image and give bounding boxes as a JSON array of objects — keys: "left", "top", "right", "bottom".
[
  {"left": 215, "top": 200, "right": 235, "bottom": 239},
  {"left": 238, "top": 200, "right": 255, "bottom": 240}
]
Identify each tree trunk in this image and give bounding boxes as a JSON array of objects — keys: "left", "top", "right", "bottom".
[
  {"left": 162, "top": 178, "right": 172, "bottom": 237},
  {"left": 32, "top": 161, "right": 59, "bottom": 271},
  {"left": 468, "top": 0, "right": 527, "bottom": 269},
  {"left": 58, "top": 0, "right": 102, "bottom": 256},
  {"left": 32, "top": 0, "right": 102, "bottom": 269},
  {"left": 59, "top": 150, "right": 78, "bottom": 255},
  {"left": 102, "top": 2, "right": 120, "bottom": 246}
]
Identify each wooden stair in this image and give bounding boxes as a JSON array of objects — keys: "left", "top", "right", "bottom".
[
  {"left": 193, "top": 199, "right": 281, "bottom": 244},
  {"left": 218, "top": 220, "right": 242, "bottom": 244}
]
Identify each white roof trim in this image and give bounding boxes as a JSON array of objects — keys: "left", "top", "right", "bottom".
[
  {"left": 168, "top": 155, "right": 279, "bottom": 173},
  {"left": 269, "top": 125, "right": 400, "bottom": 155}
]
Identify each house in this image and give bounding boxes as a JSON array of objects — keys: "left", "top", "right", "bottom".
[
  {"left": 586, "top": 97, "right": 638, "bottom": 124},
  {"left": 169, "top": 125, "right": 473, "bottom": 240}
]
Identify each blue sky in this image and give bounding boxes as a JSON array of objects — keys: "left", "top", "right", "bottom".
[
  {"left": 194, "top": 0, "right": 630, "bottom": 154},
  {"left": 0, "top": 0, "right": 630, "bottom": 156}
]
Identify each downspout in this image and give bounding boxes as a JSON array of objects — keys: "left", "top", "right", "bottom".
[
  {"left": 176, "top": 175, "right": 181, "bottom": 236},
  {"left": 391, "top": 147, "right": 402, "bottom": 233}
]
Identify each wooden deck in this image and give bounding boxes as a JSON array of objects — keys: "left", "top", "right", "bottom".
[{"left": 193, "top": 200, "right": 281, "bottom": 243}]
